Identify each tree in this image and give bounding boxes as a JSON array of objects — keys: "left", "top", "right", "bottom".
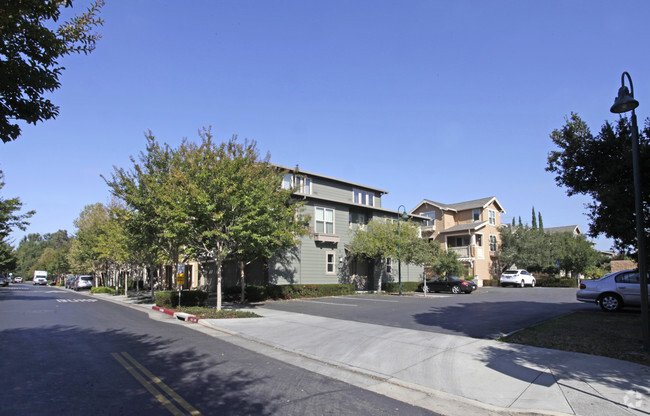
[
  {"left": 0, "top": 0, "right": 105, "bottom": 142},
  {"left": 105, "top": 132, "right": 190, "bottom": 291},
  {"left": 551, "top": 232, "right": 600, "bottom": 282},
  {"left": 174, "top": 131, "right": 309, "bottom": 309},
  {"left": 531, "top": 207, "right": 537, "bottom": 229},
  {"left": 547, "top": 112, "right": 650, "bottom": 255},
  {"left": 347, "top": 218, "right": 441, "bottom": 290},
  {"left": 429, "top": 249, "right": 465, "bottom": 277}
]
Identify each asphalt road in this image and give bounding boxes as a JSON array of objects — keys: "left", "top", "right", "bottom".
[
  {"left": 0, "top": 283, "right": 438, "bottom": 416},
  {"left": 261, "top": 286, "right": 593, "bottom": 338}
]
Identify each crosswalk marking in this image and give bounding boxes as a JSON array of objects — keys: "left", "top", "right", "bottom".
[{"left": 56, "top": 299, "right": 98, "bottom": 303}]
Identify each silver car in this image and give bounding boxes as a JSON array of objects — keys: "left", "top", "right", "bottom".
[
  {"left": 74, "top": 275, "right": 93, "bottom": 291},
  {"left": 577, "top": 269, "right": 650, "bottom": 312}
]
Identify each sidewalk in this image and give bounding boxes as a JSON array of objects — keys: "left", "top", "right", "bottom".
[{"left": 95, "top": 291, "right": 650, "bottom": 416}]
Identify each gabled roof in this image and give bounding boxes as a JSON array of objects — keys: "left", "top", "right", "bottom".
[
  {"left": 272, "top": 164, "right": 388, "bottom": 195},
  {"left": 544, "top": 225, "right": 582, "bottom": 235},
  {"left": 411, "top": 196, "right": 506, "bottom": 214}
]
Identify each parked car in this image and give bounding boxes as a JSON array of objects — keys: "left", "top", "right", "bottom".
[
  {"left": 65, "top": 276, "right": 76, "bottom": 289},
  {"left": 577, "top": 269, "right": 649, "bottom": 312},
  {"left": 14, "top": 276, "right": 23, "bottom": 283},
  {"left": 33, "top": 276, "right": 47, "bottom": 285},
  {"left": 418, "top": 275, "right": 473, "bottom": 294},
  {"left": 74, "top": 275, "right": 93, "bottom": 291},
  {"left": 500, "top": 269, "right": 536, "bottom": 287},
  {"left": 0, "top": 275, "right": 8, "bottom": 287}
]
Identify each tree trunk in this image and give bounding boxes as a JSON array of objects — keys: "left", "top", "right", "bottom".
[
  {"left": 239, "top": 260, "right": 246, "bottom": 304},
  {"left": 216, "top": 257, "right": 223, "bottom": 311}
]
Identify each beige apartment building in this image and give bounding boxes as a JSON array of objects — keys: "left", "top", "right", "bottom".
[{"left": 410, "top": 197, "right": 506, "bottom": 281}]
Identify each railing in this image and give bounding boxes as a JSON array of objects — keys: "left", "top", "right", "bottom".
[{"left": 449, "top": 246, "right": 470, "bottom": 257}]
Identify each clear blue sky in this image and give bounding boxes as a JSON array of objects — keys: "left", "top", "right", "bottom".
[{"left": 3, "top": 1, "right": 649, "bottom": 251}]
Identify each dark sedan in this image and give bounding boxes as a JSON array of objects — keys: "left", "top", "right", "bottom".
[{"left": 417, "top": 276, "right": 473, "bottom": 294}]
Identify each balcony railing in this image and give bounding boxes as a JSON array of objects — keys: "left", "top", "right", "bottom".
[{"left": 449, "top": 246, "right": 470, "bottom": 257}]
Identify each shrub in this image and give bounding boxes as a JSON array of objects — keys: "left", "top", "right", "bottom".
[
  {"left": 482, "top": 279, "right": 499, "bottom": 287},
  {"left": 155, "top": 290, "right": 208, "bottom": 308},
  {"left": 383, "top": 282, "right": 420, "bottom": 293},
  {"left": 534, "top": 277, "right": 578, "bottom": 288},
  {"left": 91, "top": 286, "right": 117, "bottom": 294}
]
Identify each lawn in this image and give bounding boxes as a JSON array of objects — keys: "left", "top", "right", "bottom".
[
  {"left": 502, "top": 309, "right": 650, "bottom": 367},
  {"left": 176, "top": 306, "right": 261, "bottom": 319}
]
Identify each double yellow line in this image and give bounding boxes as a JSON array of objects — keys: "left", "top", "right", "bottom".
[{"left": 112, "top": 352, "right": 202, "bottom": 416}]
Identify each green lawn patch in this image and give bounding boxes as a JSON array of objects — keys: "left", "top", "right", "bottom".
[
  {"left": 176, "top": 306, "right": 260, "bottom": 319},
  {"left": 502, "top": 310, "right": 650, "bottom": 367}
]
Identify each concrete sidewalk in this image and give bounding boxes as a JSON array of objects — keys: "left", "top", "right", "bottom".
[
  {"left": 89, "top": 290, "right": 650, "bottom": 416},
  {"left": 198, "top": 308, "right": 650, "bottom": 416}
]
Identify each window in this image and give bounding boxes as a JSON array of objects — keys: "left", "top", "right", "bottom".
[
  {"left": 353, "top": 189, "right": 374, "bottom": 206},
  {"left": 616, "top": 272, "right": 640, "bottom": 284},
  {"left": 489, "top": 210, "right": 496, "bottom": 225},
  {"left": 281, "top": 174, "right": 311, "bottom": 194},
  {"left": 475, "top": 234, "right": 483, "bottom": 246},
  {"left": 473, "top": 209, "right": 481, "bottom": 221},
  {"left": 326, "top": 252, "right": 336, "bottom": 274},
  {"left": 315, "top": 207, "right": 334, "bottom": 234},
  {"left": 386, "top": 258, "right": 392, "bottom": 274},
  {"left": 349, "top": 212, "right": 366, "bottom": 226},
  {"left": 422, "top": 211, "right": 435, "bottom": 226},
  {"left": 489, "top": 235, "right": 497, "bottom": 251},
  {"left": 448, "top": 236, "right": 470, "bottom": 247}
]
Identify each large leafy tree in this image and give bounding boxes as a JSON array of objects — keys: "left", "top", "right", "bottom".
[
  {"left": 0, "top": 170, "right": 34, "bottom": 272},
  {"left": 175, "top": 130, "right": 309, "bottom": 309},
  {"left": 0, "top": 0, "right": 104, "bottom": 142},
  {"left": 347, "top": 218, "right": 441, "bottom": 289},
  {"left": 547, "top": 112, "right": 650, "bottom": 255},
  {"left": 105, "top": 132, "right": 190, "bottom": 290}
]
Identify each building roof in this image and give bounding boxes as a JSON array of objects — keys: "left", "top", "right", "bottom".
[
  {"left": 272, "top": 164, "right": 389, "bottom": 195},
  {"left": 411, "top": 196, "right": 506, "bottom": 214},
  {"left": 544, "top": 225, "right": 582, "bottom": 235},
  {"left": 437, "top": 221, "right": 489, "bottom": 234}
]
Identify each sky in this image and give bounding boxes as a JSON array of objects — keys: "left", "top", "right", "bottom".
[{"left": 2, "top": 0, "right": 649, "bottom": 251}]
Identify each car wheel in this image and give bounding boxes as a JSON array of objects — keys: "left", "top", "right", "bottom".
[
  {"left": 531, "top": 279, "right": 536, "bottom": 288},
  {"left": 451, "top": 285, "right": 461, "bottom": 294},
  {"left": 519, "top": 280, "right": 525, "bottom": 288},
  {"left": 599, "top": 294, "right": 622, "bottom": 312}
]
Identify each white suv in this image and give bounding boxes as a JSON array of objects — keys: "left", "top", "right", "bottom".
[
  {"left": 500, "top": 269, "right": 536, "bottom": 288},
  {"left": 33, "top": 277, "right": 47, "bottom": 285}
]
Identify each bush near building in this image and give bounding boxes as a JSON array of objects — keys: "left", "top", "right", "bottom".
[{"left": 155, "top": 290, "right": 208, "bottom": 308}]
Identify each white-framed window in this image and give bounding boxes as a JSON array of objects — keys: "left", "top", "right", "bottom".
[
  {"left": 386, "top": 258, "right": 392, "bottom": 274},
  {"left": 422, "top": 211, "right": 435, "bottom": 226},
  {"left": 473, "top": 209, "right": 481, "bottom": 221},
  {"left": 489, "top": 235, "right": 498, "bottom": 251},
  {"left": 353, "top": 189, "right": 374, "bottom": 206},
  {"left": 475, "top": 234, "right": 483, "bottom": 247},
  {"left": 282, "top": 173, "right": 311, "bottom": 194},
  {"left": 489, "top": 210, "right": 496, "bottom": 225},
  {"left": 326, "top": 252, "right": 336, "bottom": 274},
  {"left": 315, "top": 207, "right": 334, "bottom": 234},
  {"left": 349, "top": 212, "right": 366, "bottom": 228}
]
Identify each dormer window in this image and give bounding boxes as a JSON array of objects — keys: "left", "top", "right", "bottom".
[
  {"left": 282, "top": 173, "right": 311, "bottom": 194},
  {"left": 353, "top": 189, "right": 374, "bottom": 206}
]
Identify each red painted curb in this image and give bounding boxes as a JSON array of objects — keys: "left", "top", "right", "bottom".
[
  {"left": 151, "top": 306, "right": 199, "bottom": 323},
  {"left": 152, "top": 306, "right": 175, "bottom": 316}
]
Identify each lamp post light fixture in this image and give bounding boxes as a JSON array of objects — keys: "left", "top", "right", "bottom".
[
  {"left": 397, "top": 205, "right": 409, "bottom": 295},
  {"left": 610, "top": 71, "right": 650, "bottom": 351}
]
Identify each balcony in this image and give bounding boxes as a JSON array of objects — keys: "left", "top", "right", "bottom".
[
  {"left": 314, "top": 233, "right": 340, "bottom": 243},
  {"left": 449, "top": 246, "right": 470, "bottom": 258}
]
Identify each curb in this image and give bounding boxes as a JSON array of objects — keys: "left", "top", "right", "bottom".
[{"left": 151, "top": 306, "right": 200, "bottom": 323}]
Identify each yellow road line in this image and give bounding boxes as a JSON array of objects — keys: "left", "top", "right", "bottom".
[{"left": 111, "top": 352, "right": 201, "bottom": 416}]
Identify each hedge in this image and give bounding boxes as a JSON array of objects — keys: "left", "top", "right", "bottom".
[
  {"left": 230, "top": 284, "right": 355, "bottom": 302},
  {"left": 482, "top": 277, "right": 578, "bottom": 288},
  {"left": 155, "top": 290, "right": 208, "bottom": 308},
  {"left": 91, "top": 286, "right": 117, "bottom": 294},
  {"left": 383, "top": 282, "right": 420, "bottom": 293}
]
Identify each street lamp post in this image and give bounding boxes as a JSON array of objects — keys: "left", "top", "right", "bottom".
[
  {"left": 397, "top": 205, "right": 409, "bottom": 295},
  {"left": 610, "top": 71, "right": 650, "bottom": 351}
]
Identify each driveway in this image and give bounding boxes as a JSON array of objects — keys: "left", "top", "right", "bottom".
[{"left": 261, "top": 287, "right": 592, "bottom": 338}]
